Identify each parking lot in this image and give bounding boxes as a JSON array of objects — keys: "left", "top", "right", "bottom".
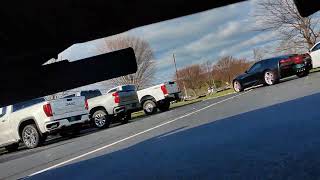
[{"left": 0, "top": 71, "right": 320, "bottom": 179}]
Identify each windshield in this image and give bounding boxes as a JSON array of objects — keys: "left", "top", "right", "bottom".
[{"left": 1, "top": 1, "right": 320, "bottom": 179}]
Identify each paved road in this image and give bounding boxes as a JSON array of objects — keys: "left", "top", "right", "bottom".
[{"left": 1, "top": 72, "right": 320, "bottom": 179}]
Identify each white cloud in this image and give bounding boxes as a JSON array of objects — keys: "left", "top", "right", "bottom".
[
  {"left": 218, "top": 30, "right": 279, "bottom": 57},
  {"left": 55, "top": 1, "right": 287, "bottom": 85}
]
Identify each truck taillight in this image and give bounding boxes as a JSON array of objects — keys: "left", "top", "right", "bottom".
[
  {"left": 112, "top": 92, "right": 120, "bottom": 104},
  {"left": 85, "top": 99, "right": 89, "bottom": 110},
  {"left": 161, "top": 85, "right": 168, "bottom": 95},
  {"left": 43, "top": 104, "right": 53, "bottom": 117}
]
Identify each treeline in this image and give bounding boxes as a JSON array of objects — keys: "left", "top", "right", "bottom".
[{"left": 176, "top": 56, "right": 252, "bottom": 97}]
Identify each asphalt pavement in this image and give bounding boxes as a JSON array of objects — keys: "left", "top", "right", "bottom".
[{"left": 1, "top": 72, "right": 320, "bottom": 179}]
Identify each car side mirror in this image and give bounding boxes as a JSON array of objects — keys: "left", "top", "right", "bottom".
[{"left": 245, "top": 70, "right": 248, "bottom": 74}]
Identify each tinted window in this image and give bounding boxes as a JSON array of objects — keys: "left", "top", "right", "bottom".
[
  {"left": 248, "top": 62, "right": 262, "bottom": 73},
  {"left": 0, "top": 107, "right": 6, "bottom": 118},
  {"left": 120, "top": 85, "right": 136, "bottom": 92},
  {"left": 311, "top": 43, "right": 320, "bottom": 52},
  {"left": 13, "top": 98, "right": 45, "bottom": 112},
  {"left": 80, "top": 90, "right": 102, "bottom": 99}
]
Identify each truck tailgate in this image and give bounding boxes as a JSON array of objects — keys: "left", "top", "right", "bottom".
[
  {"left": 119, "top": 91, "right": 139, "bottom": 105},
  {"left": 51, "top": 96, "right": 86, "bottom": 116},
  {"left": 165, "top": 82, "right": 180, "bottom": 94}
]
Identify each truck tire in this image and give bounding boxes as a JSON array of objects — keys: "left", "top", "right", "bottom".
[
  {"left": 121, "top": 113, "right": 131, "bottom": 124},
  {"left": 92, "top": 110, "right": 111, "bottom": 129},
  {"left": 158, "top": 100, "right": 170, "bottom": 112},
  {"left": 39, "top": 134, "right": 48, "bottom": 144},
  {"left": 21, "top": 124, "right": 41, "bottom": 149},
  {"left": 5, "top": 143, "right": 19, "bottom": 152},
  {"left": 143, "top": 100, "right": 157, "bottom": 115}
]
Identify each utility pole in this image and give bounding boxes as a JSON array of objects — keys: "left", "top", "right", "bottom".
[
  {"left": 173, "top": 53, "right": 178, "bottom": 76},
  {"left": 173, "top": 53, "right": 188, "bottom": 98}
]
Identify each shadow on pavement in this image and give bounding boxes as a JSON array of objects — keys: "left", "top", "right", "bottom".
[{"left": 30, "top": 92, "right": 320, "bottom": 180}]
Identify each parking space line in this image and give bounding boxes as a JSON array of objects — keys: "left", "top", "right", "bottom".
[{"left": 29, "top": 90, "right": 251, "bottom": 177}]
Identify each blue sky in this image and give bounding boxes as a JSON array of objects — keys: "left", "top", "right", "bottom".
[{"left": 58, "top": 1, "right": 288, "bottom": 89}]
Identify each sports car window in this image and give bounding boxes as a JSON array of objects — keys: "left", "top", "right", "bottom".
[
  {"left": 80, "top": 90, "right": 102, "bottom": 99},
  {"left": 248, "top": 63, "right": 262, "bottom": 73}
]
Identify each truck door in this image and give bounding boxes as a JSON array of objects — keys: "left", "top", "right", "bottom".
[{"left": 0, "top": 107, "right": 14, "bottom": 145}]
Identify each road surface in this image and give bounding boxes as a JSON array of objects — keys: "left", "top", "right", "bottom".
[{"left": 1, "top": 72, "right": 320, "bottom": 179}]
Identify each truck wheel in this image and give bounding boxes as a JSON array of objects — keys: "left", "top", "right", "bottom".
[
  {"left": 121, "top": 113, "right": 131, "bottom": 124},
  {"left": 39, "top": 134, "right": 48, "bottom": 144},
  {"left": 158, "top": 101, "right": 170, "bottom": 112},
  {"left": 21, "top": 124, "right": 41, "bottom": 149},
  {"left": 143, "top": 100, "right": 157, "bottom": 115},
  {"left": 92, "top": 110, "right": 111, "bottom": 129},
  {"left": 5, "top": 143, "right": 19, "bottom": 152}
]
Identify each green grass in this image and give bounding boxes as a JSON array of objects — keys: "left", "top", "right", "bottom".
[
  {"left": 132, "top": 88, "right": 235, "bottom": 119},
  {"left": 131, "top": 110, "right": 145, "bottom": 119}
]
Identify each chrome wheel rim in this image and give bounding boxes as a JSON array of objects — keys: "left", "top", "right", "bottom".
[
  {"left": 23, "top": 127, "right": 38, "bottom": 148},
  {"left": 265, "top": 72, "right": 274, "bottom": 85},
  {"left": 234, "top": 81, "right": 241, "bottom": 92},
  {"left": 94, "top": 113, "right": 106, "bottom": 127},
  {"left": 145, "top": 103, "right": 154, "bottom": 113}
]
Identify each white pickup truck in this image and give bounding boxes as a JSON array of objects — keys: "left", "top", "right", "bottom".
[
  {"left": 137, "top": 81, "right": 181, "bottom": 115},
  {"left": 0, "top": 96, "right": 89, "bottom": 151},
  {"left": 74, "top": 85, "right": 140, "bottom": 129}
]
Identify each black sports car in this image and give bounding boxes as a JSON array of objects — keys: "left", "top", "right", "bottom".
[{"left": 233, "top": 54, "right": 312, "bottom": 92}]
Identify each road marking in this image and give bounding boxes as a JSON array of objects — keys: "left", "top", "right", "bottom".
[{"left": 29, "top": 90, "right": 251, "bottom": 177}]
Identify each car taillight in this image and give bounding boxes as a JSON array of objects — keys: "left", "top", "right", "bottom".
[
  {"left": 112, "top": 92, "right": 120, "bottom": 104},
  {"left": 291, "top": 56, "right": 303, "bottom": 64},
  {"left": 85, "top": 99, "right": 89, "bottom": 110},
  {"left": 161, "top": 85, "right": 168, "bottom": 95},
  {"left": 280, "top": 58, "right": 291, "bottom": 64},
  {"left": 280, "top": 56, "right": 304, "bottom": 64},
  {"left": 43, "top": 103, "right": 53, "bottom": 117}
]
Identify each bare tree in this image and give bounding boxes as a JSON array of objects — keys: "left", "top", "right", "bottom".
[
  {"left": 213, "top": 56, "right": 251, "bottom": 84},
  {"left": 253, "top": 48, "right": 265, "bottom": 61},
  {"left": 201, "top": 61, "right": 216, "bottom": 89},
  {"left": 104, "top": 36, "right": 155, "bottom": 90},
  {"left": 255, "top": 0, "right": 320, "bottom": 52},
  {"left": 176, "top": 64, "right": 205, "bottom": 96}
]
